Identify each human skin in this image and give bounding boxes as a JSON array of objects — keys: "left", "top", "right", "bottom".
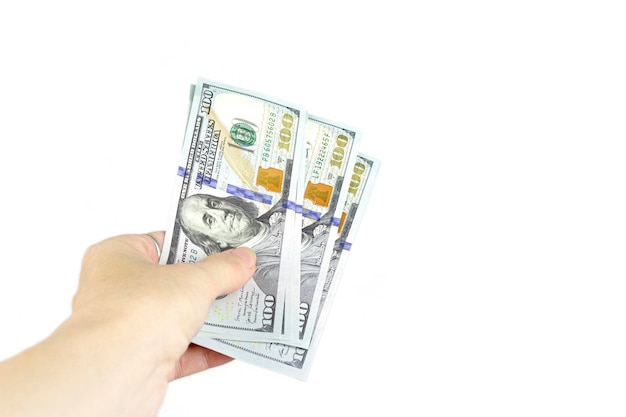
[{"left": 0, "top": 231, "right": 256, "bottom": 417}]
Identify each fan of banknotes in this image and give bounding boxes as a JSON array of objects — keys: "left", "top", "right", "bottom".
[{"left": 160, "top": 78, "right": 380, "bottom": 380}]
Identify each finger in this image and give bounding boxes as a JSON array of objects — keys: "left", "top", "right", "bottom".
[
  {"left": 141, "top": 231, "right": 165, "bottom": 263},
  {"left": 184, "top": 247, "right": 257, "bottom": 301},
  {"left": 211, "top": 247, "right": 257, "bottom": 296},
  {"left": 169, "top": 344, "right": 234, "bottom": 381}
]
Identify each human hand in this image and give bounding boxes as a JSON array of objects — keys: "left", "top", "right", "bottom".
[
  {"left": 73, "top": 231, "right": 256, "bottom": 378},
  {"left": 0, "top": 231, "right": 256, "bottom": 417}
]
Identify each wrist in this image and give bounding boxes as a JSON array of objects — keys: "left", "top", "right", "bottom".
[{"left": 0, "top": 314, "right": 172, "bottom": 417}]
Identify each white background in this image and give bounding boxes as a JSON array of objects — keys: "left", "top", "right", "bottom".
[{"left": 1, "top": 1, "right": 625, "bottom": 416}]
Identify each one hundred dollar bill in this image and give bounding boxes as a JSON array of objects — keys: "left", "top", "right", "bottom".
[
  {"left": 160, "top": 78, "right": 307, "bottom": 341},
  {"left": 289, "top": 116, "right": 361, "bottom": 346},
  {"left": 203, "top": 115, "right": 362, "bottom": 344},
  {"left": 193, "top": 154, "right": 380, "bottom": 379}
]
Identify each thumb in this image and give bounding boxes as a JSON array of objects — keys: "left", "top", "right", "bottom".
[{"left": 184, "top": 247, "right": 257, "bottom": 303}]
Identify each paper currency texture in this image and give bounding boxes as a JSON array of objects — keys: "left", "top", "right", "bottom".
[
  {"left": 161, "top": 79, "right": 307, "bottom": 341},
  {"left": 193, "top": 154, "right": 380, "bottom": 380}
]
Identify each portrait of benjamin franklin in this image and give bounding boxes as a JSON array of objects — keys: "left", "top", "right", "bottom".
[{"left": 178, "top": 193, "right": 332, "bottom": 305}]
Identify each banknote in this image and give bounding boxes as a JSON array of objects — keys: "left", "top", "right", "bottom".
[
  {"left": 193, "top": 154, "right": 380, "bottom": 380},
  {"left": 289, "top": 116, "right": 361, "bottom": 346},
  {"left": 197, "top": 115, "right": 360, "bottom": 344},
  {"left": 160, "top": 78, "right": 307, "bottom": 341}
]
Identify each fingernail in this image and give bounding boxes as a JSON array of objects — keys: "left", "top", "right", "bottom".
[{"left": 230, "top": 247, "right": 256, "bottom": 268}]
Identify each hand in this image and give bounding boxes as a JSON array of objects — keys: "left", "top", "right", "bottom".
[
  {"left": 73, "top": 231, "right": 256, "bottom": 379},
  {"left": 0, "top": 231, "right": 256, "bottom": 417}
]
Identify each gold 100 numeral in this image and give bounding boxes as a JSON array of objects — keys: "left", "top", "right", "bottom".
[{"left": 277, "top": 114, "right": 294, "bottom": 151}]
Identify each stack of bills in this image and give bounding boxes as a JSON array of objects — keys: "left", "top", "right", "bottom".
[{"left": 160, "top": 78, "right": 380, "bottom": 380}]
